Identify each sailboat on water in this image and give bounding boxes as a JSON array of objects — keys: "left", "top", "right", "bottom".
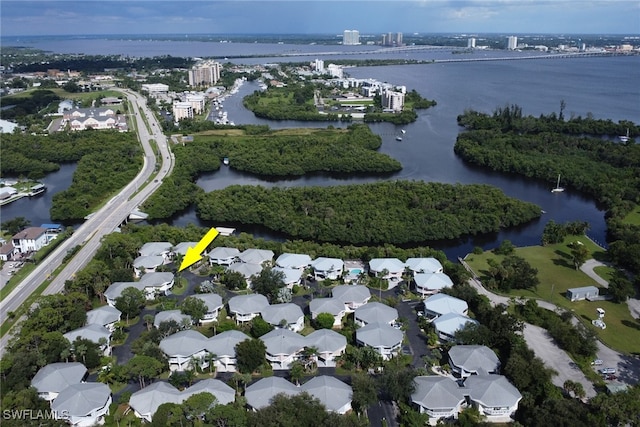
[
  {"left": 619, "top": 128, "right": 630, "bottom": 143},
  {"left": 551, "top": 174, "right": 565, "bottom": 193}
]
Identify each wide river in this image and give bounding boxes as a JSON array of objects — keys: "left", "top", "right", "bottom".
[{"left": 2, "top": 39, "right": 639, "bottom": 259}]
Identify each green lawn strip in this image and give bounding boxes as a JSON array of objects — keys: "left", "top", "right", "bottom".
[
  {"left": 621, "top": 205, "right": 640, "bottom": 226},
  {"left": 593, "top": 265, "right": 617, "bottom": 283},
  {"left": 464, "top": 237, "right": 640, "bottom": 354}
]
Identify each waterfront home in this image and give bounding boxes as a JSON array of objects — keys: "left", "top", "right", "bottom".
[
  {"left": 139, "top": 271, "right": 175, "bottom": 298},
  {"left": 354, "top": 302, "right": 399, "bottom": 327},
  {"left": 138, "top": 242, "right": 173, "bottom": 262},
  {"left": 11, "top": 226, "right": 50, "bottom": 254},
  {"left": 433, "top": 313, "right": 478, "bottom": 342},
  {"left": 368, "top": 258, "right": 405, "bottom": 287},
  {"left": 85, "top": 306, "right": 122, "bottom": 332},
  {"left": 51, "top": 382, "right": 111, "bottom": 427},
  {"left": 226, "top": 262, "right": 263, "bottom": 288},
  {"left": 412, "top": 376, "right": 466, "bottom": 425},
  {"left": 228, "top": 294, "right": 269, "bottom": 323},
  {"left": 208, "top": 246, "right": 240, "bottom": 266},
  {"left": 191, "top": 293, "right": 224, "bottom": 323},
  {"left": 310, "top": 257, "right": 345, "bottom": 281},
  {"left": 206, "top": 330, "right": 251, "bottom": 373},
  {"left": 132, "top": 255, "right": 165, "bottom": 277},
  {"left": 423, "top": 294, "right": 469, "bottom": 320},
  {"left": 238, "top": 248, "right": 274, "bottom": 266},
  {"left": 309, "top": 298, "right": 346, "bottom": 327},
  {"left": 305, "top": 329, "right": 347, "bottom": 368},
  {"left": 260, "top": 328, "right": 307, "bottom": 370},
  {"left": 448, "top": 345, "right": 501, "bottom": 378},
  {"left": 355, "top": 322, "right": 403, "bottom": 360},
  {"left": 331, "top": 285, "right": 371, "bottom": 312},
  {"left": 275, "top": 253, "right": 312, "bottom": 270},
  {"left": 414, "top": 272, "right": 454, "bottom": 297},
  {"left": 153, "top": 310, "right": 192, "bottom": 329},
  {"left": 63, "top": 324, "right": 111, "bottom": 356},
  {"left": 405, "top": 257, "right": 444, "bottom": 274},
  {"left": 31, "top": 362, "right": 87, "bottom": 401},
  {"left": 465, "top": 375, "right": 522, "bottom": 421},
  {"left": 260, "top": 303, "right": 305, "bottom": 332},
  {"left": 159, "top": 330, "right": 210, "bottom": 372},
  {"left": 129, "top": 382, "right": 183, "bottom": 422},
  {"left": 300, "top": 376, "right": 353, "bottom": 414},
  {"left": 245, "top": 377, "right": 300, "bottom": 410},
  {"left": 272, "top": 266, "right": 304, "bottom": 288}
]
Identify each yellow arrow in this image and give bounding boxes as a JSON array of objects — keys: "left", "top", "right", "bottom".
[{"left": 178, "top": 228, "right": 219, "bottom": 272}]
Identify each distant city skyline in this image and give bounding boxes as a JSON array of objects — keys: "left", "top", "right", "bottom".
[{"left": 1, "top": 1, "right": 639, "bottom": 37}]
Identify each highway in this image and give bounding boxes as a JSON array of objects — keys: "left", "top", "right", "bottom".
[{"left": 0, "top": 88, "right": 173, "bottom": 356}]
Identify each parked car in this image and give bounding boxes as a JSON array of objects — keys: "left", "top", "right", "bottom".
[
  {"left": 600, "top": 367, "right": 616, "bottom": 374},
  {"left": 591, "top": 359, "right": 604, "bottom": 366}
]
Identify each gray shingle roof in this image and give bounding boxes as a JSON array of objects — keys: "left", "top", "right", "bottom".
[
  {"left": 260, "top": 328, "right": 307, "bottom": 356},
  {"left": 129, "top": 382, "right": 182, "bottom": 419},
  {"left": 63, "top": 324, "right": 111, "bottom": 344},
  {"left": 448, "top": 345, "right": 500, "bottom": 375},
  {"left": 228, "top": 294, "right": 269, "bottom": 315},
  {"left": 433, "top": 313, "right": 478, "bottom": 336},
  {"left": 412, "top": 376, "right": 466, "bottom": 410},
  {"left": 356, "top": 322, "right": 403, "bottom": 348},
  {"left": 182, "top": 379, "right": 235, "bottom": 405},
  {"left": 226, "top": 262, "right": 263, "bottom": 279},
  {"left": 238, "top": 248, "right": 274, "bottom": 264},
  {"left": 159, "top": 330, "right": 208, "bottom": 357},
  {"left": 133, "top": 255, "right": 165, "bottom": 269},
  {"left": 272, "top": 266, "right": 303, "bottom": 285},
  {"left": 192, "top": 293, "right": 223, "bottom": 312},
  {"left": 139, "top": 242, "right": 173, "bottom": 257},
  {"left": 86, "top": 305, "right": 121, "bottom": 327},
  {"left": 369, "top": 258, "right": 405, "bottom": 273},
  {"left": 405, "top": 257, "right": 443, "bottom": 273},
  {"left": 173, "top": 242, "right": 200, "bottom": 256},
  {"left": 245, "top": 377, "right": 300, "bottom": 409},
  {"left": 414, "top": 272, "right": 453, "bottom": 290},
  {"left": 275, "top": 253, "right": 312, "bottom": 269},
  {"left": 139, "top": 272, "right": 174, "bottom": 288},
  {"left": 300, "top": 376, "right": 352, "bottom": 413},
  {"left": 31, "top": 362, "right": 87, "bottom": 393},
  {"left": 354, "top": 302, "right": 398, "bottom": 325},
  {"left": 153, "top": 310, "right": 192, "bottom": 328},
  {"left": 331, "top": 285, "right": 371, "bottom": 304},
  {"left": 424, "top": 293, "right": 468, "bottom": 316},
  {"left": 208, "top": 246, "right": 241, "bottom": 260},
  {"left": 206, "top": 330, "right": 251, "bottom": 357},
  {"left": 260, "top": 303, "right": 303, "bottom": 326},
  {"left": 104, "top": 281, "right": 144, "bottom": 301},
  {"left": 465, "top": 375, "right": 522, "bottom": 407},
  {"left": 305, "top": 329, "right": 347, "bottom": 353},
  {"left": 51, "top": 382, "right": 111, "bottom": 417},
  {"left": 311, "top": 257, "right": 344, "bottom": 272},
  {"left": 309, "top": 298, "right": 345, "bottom": 316}
]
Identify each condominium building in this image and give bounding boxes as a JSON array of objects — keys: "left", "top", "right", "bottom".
[
  {"left": 185, "top": 93, "right": 206, "bottom": 114},
  {"left": 381, "top": 89, "right": 405, "bottom": 112},
  {"left": 467, "top": 37, "right": 476, "bottom": 48},
  {"left": 343, "top": 30, "right": 360, "bottom": 46},
  {"left": 172, "top": 101, "right": 193, "bottom": 121},
  {"left": 313, "top": 58, "right": 325, "bottom": 73},
  {"left": 188, "top": 61, "right": 221, "bottom": 87},
  {"left": 382, "top": 32, "right": 403, "bottom": 46},
  {"left": 507, "top": 36, "right": 518, "bottom": 50}
]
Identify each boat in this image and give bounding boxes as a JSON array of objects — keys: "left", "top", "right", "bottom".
[
  {"left": 619, "top": 128, "right": 630, "bottom": 143},
  {"left": 395, "top": 136, "right": 403, "bottom": 141},
  {"left": 401, "top": 129, "right": 406, "bottom": 134},
  {"left": 551, "top": 174, "right": 565, "bottom": 193},
  {"left": 223, "top": 157, "right": 230, "bottom": 165}
]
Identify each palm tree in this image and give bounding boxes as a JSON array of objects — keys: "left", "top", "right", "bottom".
[
  {"left": 143, "top": 314, "right": 154, "bottom": 331},
  {"left": 204, "top": 352, "right": 217, "bottom": 374},
  {"left": 301, "top": 346, "right": 319, "bottom": 372},
  {"left": 289, "top": 361, "right": 304, "bottom": 386}
]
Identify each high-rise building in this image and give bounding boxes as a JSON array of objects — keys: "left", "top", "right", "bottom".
[
  {"left": 313, "top": 59, "right": 325, "bottom": 73},
  {"left": 172, "top": 101, "right": 193, "bottom": 121},
  {"left": 467, "top": 38, "right": 476, "bottom": 48},
  {"left": 188, "top": 60, "right": 221, "bottom": 87},
  {"left": 382, "top": 32, "right": 403, "bottom": 46},
  {"left": 507, "top": 36, "right": 518, "bottom": 50},
  {"left": 381, "top": 89, "right": 405, "bottom": 112},
  {"left": 343, "top": 30, "right": 360, "bottom": 45}
]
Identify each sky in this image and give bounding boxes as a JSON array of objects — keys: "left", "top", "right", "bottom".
[{"left": 1, "top": 1, "right": 639, "bottom": 37}]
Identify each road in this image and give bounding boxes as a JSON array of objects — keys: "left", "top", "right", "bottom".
[{"left": 0, "top": 88, "right": 173, "bottom": 356}]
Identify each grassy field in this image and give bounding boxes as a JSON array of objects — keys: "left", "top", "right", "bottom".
[
  {"left": 622, "top": 205, "right": 640, "bottom": 226},
  {"left": 464, "top": 237, "right": 640, "bottom": 354}
]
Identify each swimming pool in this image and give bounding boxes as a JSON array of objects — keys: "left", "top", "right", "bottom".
[{"left": 350, "top": 268, "right": 363, "bottom": 275}]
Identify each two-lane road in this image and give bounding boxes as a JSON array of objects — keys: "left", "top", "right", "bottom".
[{"left": 0, "top": 89, "right": 172, "bottom": 355}]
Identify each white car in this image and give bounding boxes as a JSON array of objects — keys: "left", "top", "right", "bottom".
[
  {"left": 600, "top": 367, "right": 616, "bottom": 374},
  {"left": 591, "top": 359, "right": 603, "bottom": 366}
]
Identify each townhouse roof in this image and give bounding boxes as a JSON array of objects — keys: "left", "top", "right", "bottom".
[
  {"left": 238, "top": 248, "right": 274, "bottom": 264},
  {"left": 139, "top": 272, "right": 174, "bottom": 288},
  {"left": 12, "top": 226, "right": 47, "bottom": 240},
  {"left": 104, "top": 281, "right": 145, "bottom": 301},
  {"left": 354, "top": 302, "right": 398, "bottom": 325},
  {"left": 423, "top": 293, "right": 468, "bottom": 316},
  {"left": 206, "top": 330, "right": 251, "bottom": 358},
  {"left": 405, "top": 257, "right": 443, "bottom": 273},
  {"left": 153, "top": 310, "right": 192, "bottom": 328},
  {"left": 172, "top": 242, "right": 200, "bottom": 256},
  {"left": 260, "top": 328, "right": 307, "bottom": 356},
  {"left": 448, "top": 345, "right": 500, "bottom": 375},
  {"left": 260, "top": 303, "right": 304, "bottom": 326},
  {"left": 331, "top": 285, "right": 371, "bottom": 304},
  {"left": 311, "top": 257, "right": 344, "bottom": 272},
  {"left": 369, "top": 257, "right": 406, "bottom": 273},
  {"left": 356, "top": 322, "right": 403, "bottom": 348},
  {"left": 300, "top": 376, "right": 352, "bottom": 413},
  {"left": 464, "top": 374, "right": 522, "bottom": 408},
  {"left": 414, "top": 272, "right": 453, "bottom": 290},
  {"left": 272, "top": 266, "right": 303, "bottom": 285},
  {"left": 275, "top": 253, "right": 312, "bottom": 269},
  {"left": 245, "top": 377, "right": 300, "bottom": 410},
  {"left": 129, "top": 382, "right": 182, "bottom": 419},
  {"left": 159, "top": 330, "right": 208, "bottom": 357},
  {"left": 139, "top": 242, "right": 173, "bottom": 257},
  {"left": 63, "top": 324, "right": 111, "bottom": 345},
  {"left": 182, "top": 379, "right": 235, "bottom": 405},
  {"left": 31, "top": 362, "right": 87, "bottom": 393},
  {"left": 433, "top": 313, "right": 478, "bottom": 336},
  {"left": 309, "top": 298, "right": 345, "bottom": 316},
  {"left": 412, "top": 376, "right": 466, "bottom": 410},
  {"left": 226, "top": 262, "right": 263, "bottom": 279},
  {"left": 133, "top": 255, "right": 165, "bottom": 270},
  {"left": 86, "top": 305, "right": 121, "bottom": 327},
  {"left": 208, "top": 246, "right": 241, "bottom": 260},
  {"left": 228, "top": 294, "right": 269, "bottom": 315},
  {"left": 51, "top": 382, "right": 111, "bottom": 418},
  {"left": 305, "top": 329, "right": 347, "bottom": 354},
  {"left": 0, "top": 243, "right": 15, "bottom": 255},
  {"left": 191, "top": 293, "right": 223, "bottom": 312}
]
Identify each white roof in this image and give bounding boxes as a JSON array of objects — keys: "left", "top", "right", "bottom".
[
  {"left": 356, "top": 322, "right": 403, "bottom": 348},
  {"left": 31, "top": 362, "right": 87, "bottom": 393},
  {"left": 300, "top": 376, "right": 352, "bottom": 413},
  {"left": 305, "top": 329, "right": 347, "bottom": 353},
  {"left": 206, "top": 330, "right": 251, "bottom": 358},
  {"left": 260, "top": 328, "right": 307, "bottom": 356},
  {"left": 272, "top": 266, "right": 303, "bottom": 285},
  {"left": 133, "top": 255, "right": 165, "bottom": 269},
  {"left": 129, "top": 382, "right": 182, "bottom": 419},
  {"left": 412, "top": 376, "right": 466, "bottom": 410},
  {"left": 275, "top": 253, "right": 312, "bottom": 269},
  {"left": 239, "top": 248, "right": 274, "bottom": 264},
  {"left": 405, "top": 257, "right": 443, "bottom": 273},
  {"left": 191, "top": 293, "right": 223, "bottom": 312},
  {"left": 140, "top": 272, "right": 174, "bottom": 288},
  {"left": 159, "top": 330, "right": 208, "bottom": 357},
  {"left": 86, "top": 305, "right": 121, "bottom": 326},
  {"left": 465, "top": 375, "right": 522, "bottom": 407},
  {"left": 448, "top": 345, "right": 500, "bottom": 375},
  {"left": 172, "top": 242, "right": 200, "bottom": 256},
  {"left": 309, "top": 298, "right": 345, "bottom": 316},
  {"left": 226, "top": 262, "right": 263, "bottom": 279},
  {"left": 332, "top": 285, "right": 371, "bottom": 304},
  {"left": 260, "top": 303, "right": 304, "bottom": 326},
  {"left": 63, "top": 324, "right": 111, "bottom": 344},
  {"left": 423, "top": 293, "right": 468, "bottom": 316},
  {"left": 104, "top": 281, "right": 144, "bottom": 301},
  {"left": 245, "top": 377, "right": 300, "bottom": 409},
  {"left": 354, "top": 302, "right": 398, "bottom": 325},
  {"left": 433, "top": 313, "right": 478, "bottom": 336},
  {"left": 369, "top": 258, "right": 405, "bottom": 273},
  {"left": 208, "top": 246, "right": 241, "bottom": 260},
  {"left": 154, "top": 310, "right": 192, "bottom": 328},
  {"left": 311, "top": 257, "right": 344, "bottom": 272},
  {"left": 228, "top": 294, "right": 269, "bottom": 315},
  {"left": 414, "top": 272, "right": 453, "bottom": 290},
  {"left": 51, "top": 382, "right": 111, "bottom": 418},
  {"left": 139, "top": 242, "right": 173, "bottom": 257},
  {"left": 182, "top": 379, "right": 235, "bottom": 405}
]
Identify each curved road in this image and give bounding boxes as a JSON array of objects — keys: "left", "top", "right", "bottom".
[{"left": 0, "top": 88, "right": 172, "bottom": 356}]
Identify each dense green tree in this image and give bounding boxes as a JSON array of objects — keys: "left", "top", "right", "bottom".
[
  {"left": 569, "top": 241, "right": 590, "bottom": 270},
  {"left": 350, "top": 372, "right": 378, "bottom": 415},
  {"left": 235, "top": 338, "right": 266, "bottom": 374},
  {"left": 151, "top": 402, "right": 186, "bottom": 427},
  {"left": 205, "top": 401, "right": 248, "bottom": 427},
  {"left": 114, "top": 287, "right": 146, "bottom": 324},
  {"left": 314, "top": 312, "right": 336, "bottom": 330},
  {"left": 125, "top": 355, "right": 165, "bottom": 388},
  {"left": 608, "top": 273, "right": 635, "bottom": 303},
  {"left": 249, "top": 316, "right": 273, "bottom": 338},
  {"left": 180, "top": 296, "right": 207, "bottom": 325},
  {"left": 251, "top": 268, "right": 286, "bottom": 303},
  {"left": 378, "top": 360, "right": 417, "bottom": 403},
  {"left": 1, "top": 217, "right": 30, "bottom": 235},
  {"left": 222, "top": 270, "right": 248, "bottom": 290}
]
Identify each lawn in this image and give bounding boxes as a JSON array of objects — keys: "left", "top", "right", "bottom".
[
  {"left": 621, "top": 205, "right": 640, "bottom": 226},
  {"left": 464, "top": 237, "right": 640, "bottom": 354}
]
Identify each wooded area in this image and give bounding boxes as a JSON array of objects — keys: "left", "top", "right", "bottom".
[{"left": 196, "top": 181, "right": 541, "bottom": 244}]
